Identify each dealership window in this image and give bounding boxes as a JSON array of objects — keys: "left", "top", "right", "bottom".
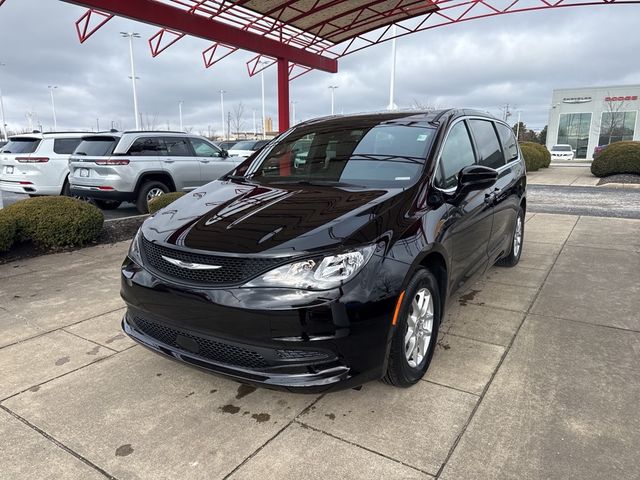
[
  {"left": 557, "top": 113, "right": 591, "bottom": 159},
  {"left": 598, "top": 111, "right": 636, "bottom": 146}
]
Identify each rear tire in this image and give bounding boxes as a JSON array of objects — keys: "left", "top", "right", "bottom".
[
  {"left": 382, "top": 268, "right": 440, "bottom": 388},
  {"left": 61, "top": 178, "right": 71, "bottom": 196},
  {"left": 94, "top": 199, "right": 122, "bottom": 210},
  {"left": 136, "top": 181, "right": 169, "bottom": 214},
  {"left": 496, "top": 207, "right": 524, "bottom": 267}
]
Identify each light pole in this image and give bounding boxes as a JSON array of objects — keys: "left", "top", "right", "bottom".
[
  {"left": 219, "top": 90, "right": 226, "bottom": 140},
  {"left": 515, "top": 111, "right": 521, "bottom": 141},
  {"left": 252, "top": 108, "right": 257, "bottom": 137},
  {"left": 121, "top": 32, "right": 141, "bottom": 129},
  {"left": 178, "top": 100, "right": 184, "bottom": 131},
  {"left": 259, "top": 61, "right": 269, "bottom": 139},
  {"left": 48, "top": 85, "right": 58, "bottom": 131},
  {"left": 387, "top": 24, "right": 397, "bottom": 111},
  {"left": 291, "top": 100, "right": 298, "bottom": 125},
  {"left": 328, "top": 86, "right": 338, "bottom": 115},
  {"left": 0, "top": 62, "right": 7, "bottom": 141}
]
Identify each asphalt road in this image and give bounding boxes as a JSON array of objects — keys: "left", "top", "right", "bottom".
[
  {"left": 2, "top": 184, "right": 639, "bottom": 220},
  {"left": 527, "top": 184, "right": 640, "bottom": 219}
]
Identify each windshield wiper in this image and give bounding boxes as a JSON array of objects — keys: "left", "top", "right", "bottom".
[{"left": 269, "top": 179, "right": 366, "bottom": 188}]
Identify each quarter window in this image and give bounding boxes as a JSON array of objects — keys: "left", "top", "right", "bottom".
[
  {"left": 127, "top": 137, "right": 168, "bottom": 156},
  {"left": 435, "top": 121, "right": 476, "bottom": 190},
  {"left": 164, "top": 137, "right": 191, "bottom": 156},
  {"left": 496, "top": 123, "right": 519, "bottom": 162},
  {"left": 53, "top": 138, "right": 82, "bottom": 155},
  {"left": 469, "top": 120, "right": 505, "bottom": 169},
  {"left": 190, "top": 138, "right": 222, "bottom": 157}
]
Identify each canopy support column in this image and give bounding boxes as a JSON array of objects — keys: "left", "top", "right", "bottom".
[{"left": 277, "top": 58, "right": 290, "bottom": 133}]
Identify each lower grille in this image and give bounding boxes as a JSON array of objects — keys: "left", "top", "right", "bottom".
[{"left": 133, "top": 316, "right": 267, "bottom": 369}]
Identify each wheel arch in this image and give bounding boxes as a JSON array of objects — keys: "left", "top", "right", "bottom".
[{"left": 134, "top": 171, "right": 176, "bottom": 194}]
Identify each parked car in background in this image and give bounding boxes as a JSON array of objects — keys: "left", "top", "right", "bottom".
[
  {"left": 120, "top": 109, "right": 527, "bottom": 392},
  {"left": 0, "top": 141, "right": 7, "bottom": 150},
  {"left": 69, "top": 131, "right": 243, "bottom": 213},
  {"left": 0, "top": 132, "right": 88, "bottom": 196},
  {"left": 549, "top": 144, "right": 575, "bottom": 161},
  {"left": 218, "top": 140, "right": 238, "bottom": 151},
  {"left": 593, "top": 144, "right": 609, "bottom": 158},
  {"left": 228, "top": 139, "right": 270, "bottom": 158}
]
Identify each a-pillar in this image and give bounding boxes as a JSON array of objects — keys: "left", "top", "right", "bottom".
[{"left": 277, "top": 57, "right": 290, "bottom": 133}]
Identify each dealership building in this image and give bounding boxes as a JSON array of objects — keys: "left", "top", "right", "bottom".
[{"left": 546, "top": 84, "right": 640, "bottom": 160}]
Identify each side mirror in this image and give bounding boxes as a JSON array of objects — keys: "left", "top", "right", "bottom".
[
  {"left": 455, "top": 165, "right": 498, "bottom": 198},
  {"left": 220, "top": 149, "right": 229, "bottom": 158}
]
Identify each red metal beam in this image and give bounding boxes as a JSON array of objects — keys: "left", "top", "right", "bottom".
[
  {"left": 277, "top": 58, "right": 290, "bottom": 132},
  {"left": 62, "top": 0, "right": 338, "bottom": 73}
]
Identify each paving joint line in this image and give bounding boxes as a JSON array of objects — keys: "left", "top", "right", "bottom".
[
  {"left": 0, "top": 404, "right": 119, "bottom": 480},
  {"left": 438, "top": 330, "right": 509, "bottom": 349},
  {"left": 421, "top": 378, "right": 480, "bottom": 398},
  {"left": 294, "top": 420, "right": 436, "bottom": 477},
  {"left": 61, "top": 329, "right": 120, "bottom": 354},
  {"left": 0, "top": 306, "right": 126, "bottom": 351},
  {"left": 526, "top": 312, "right": 640, "bottom": 335},
  {"left": 433, "top": 216, "right": 580, "bottom": 478},
  {"left": 222, "top": 394, "right": 326, "bottom": 479},
  {"left": 0, "top": 346, "right": 136, "bottom": 404}
]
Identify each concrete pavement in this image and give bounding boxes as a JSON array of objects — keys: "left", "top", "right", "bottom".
[{"left": 1, "top": 213, "right": 639, "bottom": 479}]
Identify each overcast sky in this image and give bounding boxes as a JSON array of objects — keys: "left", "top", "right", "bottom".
[{"left": 0, "top": 1, "right": 639, "bottom": 136}]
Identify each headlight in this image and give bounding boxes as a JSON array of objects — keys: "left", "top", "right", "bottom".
[
  {"left": 128, "top": 228, "right": 143, "bottom": 264},
  {"left": 245, "top": 245, "right": 377, "bottom": 290}
]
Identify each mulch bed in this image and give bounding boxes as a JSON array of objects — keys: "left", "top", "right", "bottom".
[
  {"left": 0, "top": 215, "right": 146, "bottom": 265},
  {"left": 598, "top": 174, "right": 640, "bottom": 186}
]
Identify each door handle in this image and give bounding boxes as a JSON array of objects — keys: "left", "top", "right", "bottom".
[
  {"left": 163, "top": 159, "right": 175, "bottom": 164},
  {"left": 484, "top": 192, "right": 497, "bottom": 206},
  {"left": 200, "top": 160, "right": 210, "bottom": 164}
]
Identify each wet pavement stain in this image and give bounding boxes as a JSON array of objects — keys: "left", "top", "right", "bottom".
[
  {"left": 185, "top": 391, "right": 194, "bottom": 398},
  {"left": 437, "top": 339, "right": 451, "bottom": 350},
  {"left": 115, "top": 444, "right": 134, "bottom": 457},
  {"left": 325, "top": 413, "right": 336, "bottom": 420},
  {"left": 458, "top": 289, "right": 481, "bottom": 306},
  {"left": 105, "top": 333, "right": 125, "bottom": 344},
  {"left": 55, "top": 356, "right": 70, "bottom": 366},
  {"left": 210, "top": 389, "right": 218, "bottom": 394},
  {"left": 86, "top": 346, "right": 101, "bottom": 356},
  {"left": 156, "top": 373, "right": 162, "bottom": 377},
  {"left": 251, "top": 413, "right": 271, "bottom": 423},
  {"left": 29, "top": 385, "right": 40, "bottom": 392},
  {"left": 235, "top": 384, "right": 257, "bottom": 400},
  {"left": 220, "top": 404, "right": 241, "bottom": 414}
]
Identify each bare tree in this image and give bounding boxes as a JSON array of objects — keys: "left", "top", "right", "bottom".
[
  {"left": 411, "top": 98, "right": 444, "bottom": 111},
  {"left": 593, "top": 93, "right": 632, "bottom": 146},
  {"left": 230, "top": 102, "right": 245, "bottom": 136}
]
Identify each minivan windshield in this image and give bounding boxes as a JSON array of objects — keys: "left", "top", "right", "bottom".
[
  {"left": 232, "top": 141, "right": 258, "bottom": 150},
  {"left": 74, "top": 136, "right": 119, "bottom": 156},
  {"left": 552, "top": 145, "right": 572, "bottom": 151},
  {"left": 1, "top": 137, "right": 41, "bottom": 154},
  {"left": 243, "top": 119, "right": 436, "bottom": 188}
]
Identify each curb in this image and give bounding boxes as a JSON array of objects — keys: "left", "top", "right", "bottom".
[
  {"left": 596, "top": 182, "right": 640, "bottom": 190},
  {"left": 105, "top": 214, "right": 148, "bottom": 222}
]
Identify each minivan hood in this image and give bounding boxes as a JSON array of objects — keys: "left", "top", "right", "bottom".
[{"left": 142, "top": 179, "right": 414, "bottom": 255}]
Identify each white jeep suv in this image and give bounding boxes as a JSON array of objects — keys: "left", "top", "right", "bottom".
[
  {"left": 0, "top": 132, "right": 88, "bottom": 196},
  {"left": 69, "top": 131, "right": 242, "bottom": 213}
]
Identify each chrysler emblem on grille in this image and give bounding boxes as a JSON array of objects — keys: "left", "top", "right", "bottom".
[{"left": 161, "top": 255, "right": 222, "bottom": 270}]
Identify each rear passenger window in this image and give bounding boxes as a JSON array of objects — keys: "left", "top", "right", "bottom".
[
  {"left": 435, "top": 121, "right": 476, "bottom": 190},
  {"left": 496, "top": 123, "right": 519, "bottom": 162},
  {"left": 53, "top": 138, "right": 82, "bottom": 155},
  {"left": 165, "top": 137, "right": 191, "bottom": 156},
  {"left": 469, "top": 120, "right": 505, "bottom": 169},
  {"left": 128, "top": 137, "right": 167, "bottom": 156}
]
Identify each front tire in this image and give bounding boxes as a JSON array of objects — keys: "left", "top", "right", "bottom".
[
  {"left": 382, "top": 268, "right": 440, "bottom": 388},
  {"left": 136, "top": 181, "right": 169, "bottom": 214},
  {"left": 496, "top": 207, "right": 524, "bottom": 267}
]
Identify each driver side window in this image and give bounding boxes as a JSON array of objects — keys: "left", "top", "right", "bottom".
[
  {"left": 190, "top": 138, "right": 222, "bottom": 158},
  {"left": 435, "top": 121, "right": 477, "bottom": 190}
]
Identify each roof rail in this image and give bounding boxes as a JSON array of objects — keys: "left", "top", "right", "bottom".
[{"left": 122, "top": 130, "right": 187, "bottom": 134}]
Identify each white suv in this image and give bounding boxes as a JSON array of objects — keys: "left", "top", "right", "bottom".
[
  {"left": 549, "top": 144, "right": 575, "bottom": 161},
  {"left": 69, "top": 131, "right": 243, "bottom": 213},
  {"left": 0, "top": 132, "right": 88, "bottom": 196}
]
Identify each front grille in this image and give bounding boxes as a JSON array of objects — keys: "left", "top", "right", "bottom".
[
  {"left": 276, "top": 349, "right": 329, "bottom": 360},
  {"left": 133, "top": 316, "right": 267, "bottom": 369},
  {"left": 141, "top": 237, "right": 282, "bottom": 286}
]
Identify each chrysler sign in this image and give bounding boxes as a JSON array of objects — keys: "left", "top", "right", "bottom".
[{"left": 562, "top": 96, "right": 592, "bottom": 104}]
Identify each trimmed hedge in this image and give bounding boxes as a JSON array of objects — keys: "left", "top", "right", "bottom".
[
  {"left": 3, "top": 196, "right": 104, "bottom": 249},
  {"left": 0, "top": 213, "right": 16, "bottom": 252},
  {"left": 591, "top": 141, "right": 640, "bottom": 177},
  {"left": 519, "top": 141, "right": 551, "bottom": 170},
  {"left": 148, "top": 192, "right": 186, "bottom": 214}
]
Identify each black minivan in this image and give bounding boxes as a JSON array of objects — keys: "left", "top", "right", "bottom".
[{"left": 121, "top": 109, "right": 526, "bottom": 392}]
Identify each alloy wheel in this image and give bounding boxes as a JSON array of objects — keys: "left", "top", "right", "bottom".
[
  {"left": 513, "top": 215, "right": 523, "bottom": 257},
  {"left": 146, "top": 187, "right": 165, "bottom": 204},
  {"left": 404, "top": 287, "right": 434, "bottom": 368}
]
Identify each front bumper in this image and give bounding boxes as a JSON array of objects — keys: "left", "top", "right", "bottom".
[
  {"left": 0, "top": 180, "right": 61, "bottom": 195},
  {"left": 120, "top": 252, "right": 407, "bottom": 393}
]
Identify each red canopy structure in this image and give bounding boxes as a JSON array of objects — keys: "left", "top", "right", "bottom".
[{"left": 27, "top": 0, "right": 640, "bottom": 132}]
